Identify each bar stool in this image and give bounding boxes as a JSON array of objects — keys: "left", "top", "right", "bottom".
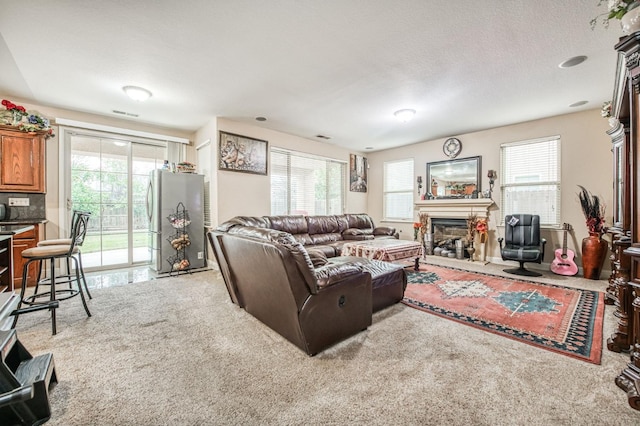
[
  {"left": 12, "top": 212, "right": 92, "bottom": 335},
  {"left": 34, "top": 211, "right": 92, "bottom": 299}
]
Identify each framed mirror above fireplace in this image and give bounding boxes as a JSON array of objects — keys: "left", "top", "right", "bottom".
[{"left": 427, "top": 156, "right": 481, "bottom": 199}]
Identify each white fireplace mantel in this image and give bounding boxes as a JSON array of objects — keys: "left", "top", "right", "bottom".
[{"left": 414, "top": 198, "right": 494, "bottom": 220}]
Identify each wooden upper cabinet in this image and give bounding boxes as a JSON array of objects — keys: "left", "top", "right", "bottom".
[{"left": 0, "top": 126, "right": 45, "bottom": 193}]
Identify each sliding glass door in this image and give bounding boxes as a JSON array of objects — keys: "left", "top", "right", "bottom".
[{"left": 66, "top": 131, "right": 166, "bottom": 271}]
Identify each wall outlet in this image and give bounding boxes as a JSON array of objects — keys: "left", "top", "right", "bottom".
[
  {"left": 197, "top": 252, "right": 204, "bottom": 259},
  {"left": 8, "top": 198, "right": 29, "bottom": 207}
]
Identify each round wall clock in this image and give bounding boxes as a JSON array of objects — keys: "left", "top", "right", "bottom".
[{"left": 443, "top": 138, "right": 462, "bottom": 158}]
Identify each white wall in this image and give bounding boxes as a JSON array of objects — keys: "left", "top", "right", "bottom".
[
  {"left": 365, "top": 108, "right": 612, "bottom": 266},
  {"left": 0, "top": 95, "right": 195, "bottom": 241},
  {"left": 3, "top": 94, "right": 613, "bottom": 271},
  {"left": 210, "top": 118, "right": 367, "bottom": 223}
]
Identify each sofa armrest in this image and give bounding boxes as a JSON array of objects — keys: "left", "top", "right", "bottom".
[
  {"left": 373, "top": 226, "right": 398, "bottom": 238},
  {"left": 314, "top": 263, "right": 367, "bottom": 290}
]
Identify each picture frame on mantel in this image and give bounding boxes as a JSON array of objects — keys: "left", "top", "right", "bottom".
[
  {"left": 218, "top": 131, "right": 268, "bottom": 175},
  {"left": 349, "top": 154, "right": 367, "bottom": 192}
]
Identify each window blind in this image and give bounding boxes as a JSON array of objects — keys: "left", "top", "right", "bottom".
[
  {"left": 383, "top": 158, "right": 414, "bottom": 220},
  {"left": 500, "top": 136, "right": 561, "bottom": 226},
  {"left": 270, "top": 148, "right": 346, "bottom": 215}
]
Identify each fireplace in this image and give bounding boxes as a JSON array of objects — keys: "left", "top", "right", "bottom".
[
  {"left": 431, "top": 218, "right": 468, "bottom": 254},
  {"left": 415, "top": 198, "right": 495, "bottom": 261}
]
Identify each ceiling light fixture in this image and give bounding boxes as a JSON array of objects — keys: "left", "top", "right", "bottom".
[
  {"left": 559, "top": 56, "right": 587, "bottom": 69},
  {"left": 569, "top": 100, "right": 588, "bottom": 107},
  {"left": 123, "top": 85, "right": 152, "bottom": 102},
  {"left": 394, "top": 109, "right": 416, "bottom": 123}
]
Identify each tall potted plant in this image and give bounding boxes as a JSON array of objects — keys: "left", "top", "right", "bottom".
[{"left": 577, "top": 186, "right": 608, "bottom": 280}]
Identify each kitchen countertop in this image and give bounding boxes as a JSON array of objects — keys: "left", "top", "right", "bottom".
[
  {"left": 0, "top": 219, "right": 47, "bottom": 225},
  {"left": 0, "top": 225, "right": 35, "bottom": 235}
]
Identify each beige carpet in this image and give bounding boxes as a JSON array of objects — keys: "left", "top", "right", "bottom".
[{"left": 12, "top": 259, "right": 640, "bottom": 425}]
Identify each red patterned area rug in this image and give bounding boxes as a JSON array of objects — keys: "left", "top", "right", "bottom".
[{"left": 402, "top": 264, "right": 605, "bottom": 364}]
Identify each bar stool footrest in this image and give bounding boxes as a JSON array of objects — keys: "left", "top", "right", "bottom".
[
  {"left": 25, "top": 290, "right": 79, "bottom": 305},
  {"left": 10, "top": 301, "right": 59, "bottom": 316}
]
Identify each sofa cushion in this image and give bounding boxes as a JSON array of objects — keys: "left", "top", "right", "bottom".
[
  {"left": 373, "top": 226, "right": 397, "bottom": 236},
  {"left": 310, "top": 232, "right": 342, "bottom": 246},
  {"left": 327, "top": 256, "right": 407, "bottom": 311},
  {"left": 265, "top": 215, "right": 309, "bottom": 234},
  {"left": 308, "top": 244, "right": 339, "bottom": 258},
  {"left": 345, "top": 213, "right": 375, "bottom": 231},
  {"left": 307, "top": 215, "right": 342, "bottom": 235},
  {"left": 342, "top": 228, "right": 375, "bottom": 241},
  {"left": 228, "top": 226, "right": 318, "bottom": 292},
  {"left": 342, "top": 227, "right": 372, "bottom": 236},
  {"left": 314, "top": 262, "right": 364, "bottom": 289},
  {"left": 308, "top": 250, "right": 329, "bottom": 267},
  {"left": 292, "top": 233, "right": 314, "bottom": 246},
  {"left": 217, "top": 216, "right": 268, "bottom": 232}
]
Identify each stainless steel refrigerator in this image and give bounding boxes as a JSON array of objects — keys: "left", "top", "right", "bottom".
[{"left": 147, "top": 170, "right": 206, "bottom": 273}]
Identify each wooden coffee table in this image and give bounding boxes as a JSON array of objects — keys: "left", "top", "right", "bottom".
[{"left": 342, "top": 239, "right": 423, "bottom": 270}]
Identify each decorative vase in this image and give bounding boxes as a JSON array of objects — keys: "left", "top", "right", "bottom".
[
  {"left": 11, "top": 110, "right": 23, "bottom": 126},
  {"left": 581, "top": 233, "right": 608, "bottom": 280},
  {"left": 621, "top": 3, "right": 640, "bottom": 35},
  {"left": 455, "top": 239, "right": 464, "bottom": 260},
  {"left": 466, "top": 243, "right": 475, "bottom": 262},
  {"left": 423, "top": 233, "right": 433, "bottom": 256}
]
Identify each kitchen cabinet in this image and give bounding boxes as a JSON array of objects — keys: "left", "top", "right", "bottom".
[
  {"left": 11, "top": 224, "right": 44, "bottom": 288},
  {"left": 0, "top": 125, "right": 46, "bottom": 193},
  {"left": 0, "top": 235, "right": 11, "bottom": 293}
]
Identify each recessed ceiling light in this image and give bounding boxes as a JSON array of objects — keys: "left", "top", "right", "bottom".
[
  {"left": 255, "top": 116, "right": 267, "bottom": 121},
  {"left": 112, "top": 109, "right": 139, "bottom": 117},
  {"left": 394, "top": 109, "right": 416, "bottom": 122},
  {"left": 559, "top": 56, "right": 587, "bottom": 68},
  {"left": 569, "top": 100, "right": 588, "bottom": 107},
  {"left": 123, "top": 85, "right": 152, "bottom": 102}
]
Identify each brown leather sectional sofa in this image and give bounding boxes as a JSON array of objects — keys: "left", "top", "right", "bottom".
[
  {"left": 208, "top": 213, "right": 407, "bottom": 355},
  {"left": 216, "top": 213, "right": 399, "bottom": 257}
]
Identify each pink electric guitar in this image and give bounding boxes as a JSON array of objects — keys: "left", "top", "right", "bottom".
[{"left": 550, "top": 223, "right": 578, "bottom": 276}]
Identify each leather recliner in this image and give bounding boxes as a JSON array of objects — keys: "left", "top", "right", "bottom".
[
  {"left": 208, "top": 227, "right": 374, "bottom": 355},
  {"left": 498, "top": 214, "right": 547, "bottom": 277}
]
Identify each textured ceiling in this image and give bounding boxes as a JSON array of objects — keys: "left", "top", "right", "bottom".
[{"left": 0, "top": 1, "right": 623, "bottom": 151}]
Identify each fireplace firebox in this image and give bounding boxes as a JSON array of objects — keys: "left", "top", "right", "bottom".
[{"left": 430, "top": 218, "right": 469, "bottom": 257}]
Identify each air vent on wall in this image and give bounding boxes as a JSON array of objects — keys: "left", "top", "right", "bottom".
[{"left": 112, "top": 110, "right": 139, "bottom": 117}]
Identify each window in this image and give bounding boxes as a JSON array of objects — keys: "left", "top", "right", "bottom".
[
  {"left": 383, "top": 158, "right": 414, "bottom": 220},
  {"left": 500, "top": 136, "right": 561, "bottom": 226},
  {"left": 271, "top": 148, "right": 346, "bottom": 215}
]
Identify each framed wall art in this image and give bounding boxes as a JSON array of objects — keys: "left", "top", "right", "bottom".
[
  {"left": 349, "top": 154, "right": 367, "bottom": 192},
  {"left": 218, "top": 131, "right": 268, "bottom": 175}
]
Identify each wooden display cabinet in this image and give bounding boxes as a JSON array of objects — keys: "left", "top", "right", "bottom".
[
  {"left": 0, "top": 125, "right": 46, "bottom": 193},
  {"left": 617, "top": 245, "right": 640, "bottom": 409},
  {"left": 609, "top": 32, "right": 640, "bottom": 411}
]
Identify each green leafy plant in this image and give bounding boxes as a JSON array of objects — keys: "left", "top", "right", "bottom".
[{"left": 591, "top": 0, "right": 639, "bottom": 29}]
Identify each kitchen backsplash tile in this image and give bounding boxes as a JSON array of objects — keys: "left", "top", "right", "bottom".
[{"left": 0, "top": 193, "right": 46, "bottom": 221}]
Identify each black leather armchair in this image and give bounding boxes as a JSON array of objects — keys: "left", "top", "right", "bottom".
[{"left": 498, "top": 214, "right": 547, "bottom": 277}]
